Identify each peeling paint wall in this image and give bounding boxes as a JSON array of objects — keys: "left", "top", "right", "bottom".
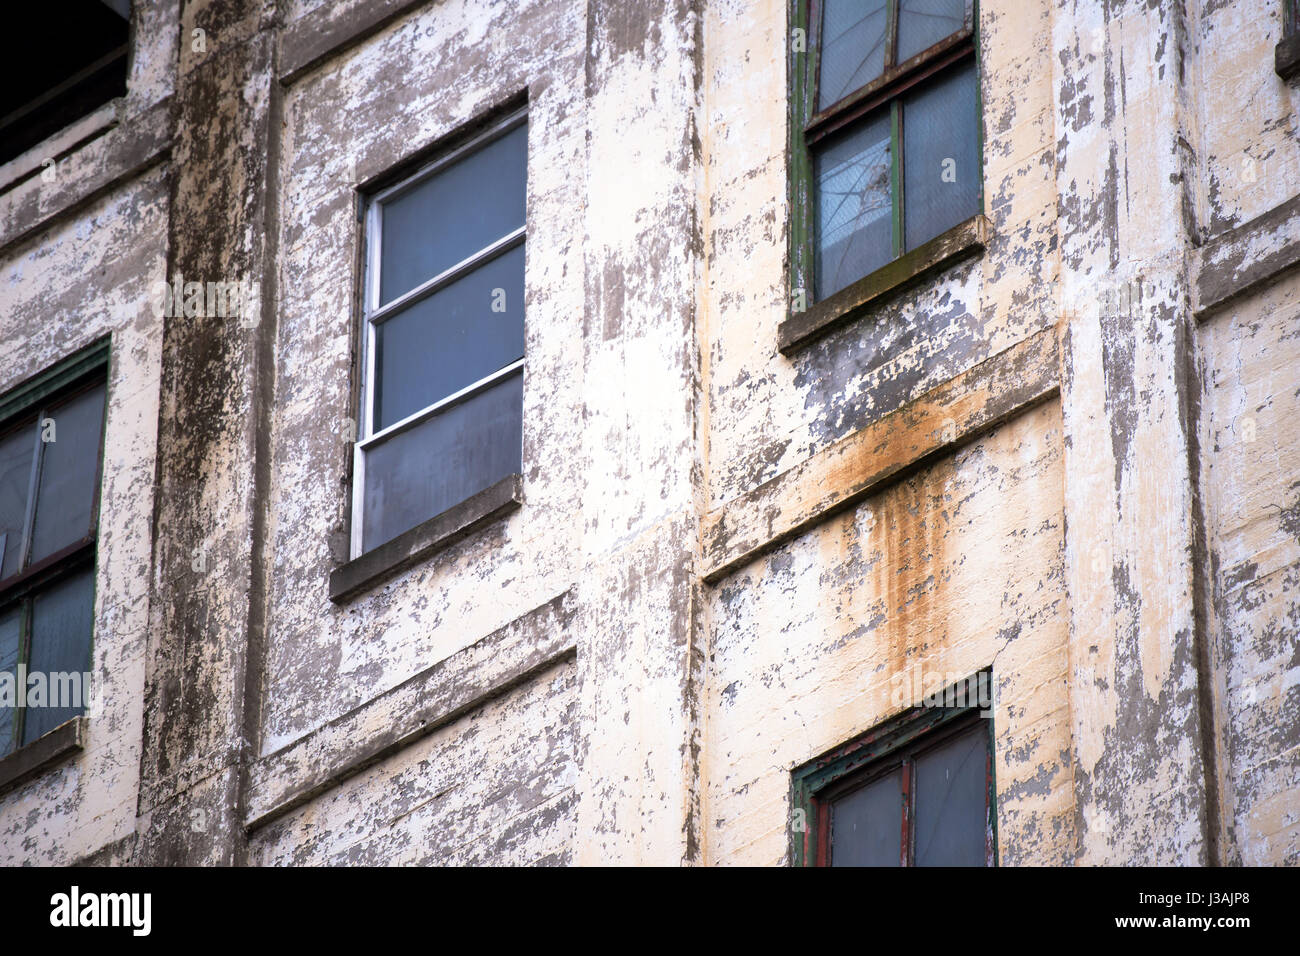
[
  {"left": 704, "top": 402, "right": 1071, "bottom": 865},
  {"left": 0, "top": 0, "right": 1296, "bottom": 866},
  {"left": 1200, "top": 270, "right": 1300, "bottom": 866}
]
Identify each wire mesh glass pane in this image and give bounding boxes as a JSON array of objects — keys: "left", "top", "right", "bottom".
[
  {"left": 373, "top": 243, "right": 525, "bottom": 433},
  {"left": 830, "top": 768, "right": 902, "bottom": 866},
  {"left": 0, "top": 604, "right": 20, "bottom": 758},
  {"left": 814, "top": 110, "right": 893, "bottom": 299},
  {"left": 29, "top": 383, "right": 106, "bottom": 565},
  {"left": 379, "top": 122, "right": 527, "bottom": 306},
  {"left": 914, "top": 723, "right": 988, "bottom": 866},
  {"left": 902, "top": 61, "right": 979, "bottom": 252},
  {"left": 362, "top": 370, "right": 523, "bottom": 552},
  {"left": 818, "top": 0, "right": 889, "bottom": 110},
  {"left": 22, "top": 566, "right": 95, "bottom": 745},
  {"left": 0, "top": 425, "right": 34, "bottom": 581},
  {"left": 897, "top": 0, "right": 966, "bottom": 63}
]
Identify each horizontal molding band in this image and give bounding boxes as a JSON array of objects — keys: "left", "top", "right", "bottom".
[
  {"left": 280, "top": 0, "right": 430, "bottom": 86},
  {"left": 702, "top": 324, "right": 1061, "bottom": 583},
  {"left": 1194, "top": 192, "right": 1300, "bottom": 319},
  {"left": 0, "top": 96, "right": 172, "bottom": 256},
  {"left": 245, "top": 589, "right": 577, "bottom": 832}
]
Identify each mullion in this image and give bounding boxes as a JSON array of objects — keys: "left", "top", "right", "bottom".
[
  {"left": 890, "top": 100, "right": 903, "bottom": 258},
  {"left": 805, "top": 39, "right": 973, "bottom": 145},
  {"left": 899, "top": 757, "right": 912, "bottom": 866},
  {"left": 360, "top": 359, "right": 525, "bottom": 452},
  {"left": 889, "top": 1, "right": 902, "bottom": 259},
  {"left": 884, "top": 0, "right": 899, "bottom": 72},
  {"left": 816, "top": 795, "right": 831, "bottom": 866},
  {"left": 794, "top": 0, "right": 817, "bottom": 312},
  {"left": 367, "top": 226, "right": 525, "bottom": 327},
  {"left": 13, "top": 597, "right": 30, "bottom": 748},
  {"left": 984, "top": 721, "right": 997, "bottom": 866},
  {"left": 16, "top": 411, "right": 46, "bottom": 574},
  {"left": 808, "top": 0, "right": 823, "bottom": 132}
]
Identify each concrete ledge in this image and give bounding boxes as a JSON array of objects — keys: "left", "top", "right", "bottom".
[
  {"left": 0, "top": 101, "right": 119, "bottom": 196},
  {"left": 1194, "top": 193, "right": 1300, "bottom": 319},
  {"left": 0, "top": 96, "right": 172, "bottom": 256},
  {"left": 245, "top": 589, "right": 577, "bottom": 831},
  {"left": 329, "top": 474, "right": 523, "bottom": 603},
  {"left": 702, "top": 325, "right": 1060, "bottom": 583},
  {"left": 280, "top": 0, "right": 430, "bottom": 86},
  {"left": 1276, "top": 34, "right": 1300, "bottom": 80},
  {"left": 778, "top": 214, "right": 992, "bottom": 354},
  {"left": 0, "top": 716, "right": 86, "bottom": 797}
]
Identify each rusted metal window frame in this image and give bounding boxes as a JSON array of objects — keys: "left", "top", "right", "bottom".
[
  {"left": 0, "top": 339, "right": 109, "bottom": 757},
  {"left": 789, "top": 672, "right": 997, "bottom": 867},
  {"left": 789, "top": 0, "right": 984, "bottom": 310},
  {"left": 351, "top": 106, "right": 528, "bottom": 561}
]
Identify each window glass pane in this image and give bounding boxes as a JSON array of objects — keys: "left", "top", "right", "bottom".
[
  {"left": 914, "top": 723, "right": 988, "bottom": 866},
  {"left": 29, "top": 383, "right": 106, "bottom": 565},
  {"left": 373, "top": 243, "right": 525, "bottom": 432},
  {"left": 0, "top": 425, "right": 35, "bottom": 580},
  {"left": 362, "top": 370, "right": 523, "bottom": 552},
  {"left": 830, "top": 767, "right": 902, "bottom": 866},
  {"left": 21, "top": 566, "right": 94, "bottom": 745},
  {"left": 379, "top": 122, "right": 528, "bottom": 306},
  {"left": 0, "top": 605, "right": 20, "bottom": 758},
  {"left": 902, "top": 62, "right": 979, "bottom": 252},
  {"left": 818, "top": 0, "right": 888, "bottom": 110},
  {"left": 815, "top": 110, "right": 892, "bottom": 299},
  {"left": 897, "top": 0, "right": 966, "bottom": 64}
]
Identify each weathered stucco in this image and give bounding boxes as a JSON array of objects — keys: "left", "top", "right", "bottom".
[{"left": 0, "top": 0, "right": 1295, "bottom": 866}]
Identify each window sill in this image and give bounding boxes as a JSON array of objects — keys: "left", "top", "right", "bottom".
[
  {"left": 0, "top": 716, "right": 86, "bottom": 797},
  {"left": 1277, "top": 34, "right": 1300, "bottom": 80},
  {"left": 329, "top": 474, "right": 523, "bottom": 603},
  {"left": 778, "top": 214, "right": 992, "bottom": 354}
]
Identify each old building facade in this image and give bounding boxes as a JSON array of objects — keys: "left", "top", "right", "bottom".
[{"left": 0, "top": 0, "right": 1297, "bottom": 866}]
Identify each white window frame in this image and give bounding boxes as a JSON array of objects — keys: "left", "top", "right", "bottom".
[{"left": 351, "top": 106, "right": 528, "bottom": 560}]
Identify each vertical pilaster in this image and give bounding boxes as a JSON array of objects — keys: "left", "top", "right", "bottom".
[
  {"left": 136, "top": 0, "right": 280, "bottom": 865},
  {"left": 1053, "top": 0, "right": 1215, "bottom": 864},
  {"left": 573, "top": 0, "right": 707, "bottom": 864}
]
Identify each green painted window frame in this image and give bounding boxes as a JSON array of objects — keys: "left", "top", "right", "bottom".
[
  {"left": 0, "top": 339, "right": 109, "bottom": 758},
  {"left": 789, "top": 672, "right": 997, "bottom": 867},
  {"left": 788, "top": 0, "right": 985, "bottom": 312}
]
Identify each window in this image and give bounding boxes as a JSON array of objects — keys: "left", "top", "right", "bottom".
[
  {"left": 0, "top": 345, "right": 108, "bottom": 759},
  {"left": 791, "top": 0, "right": 982, "bottom": 303},
  {"left": 791, "top": 680, "right": 995, "bottom": 866},
  {"left": 352, "top": 108, "right": 528, "bottom": 559},
  {"left": 2, "top": 3, "right": 131, "bottom": 166}
]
